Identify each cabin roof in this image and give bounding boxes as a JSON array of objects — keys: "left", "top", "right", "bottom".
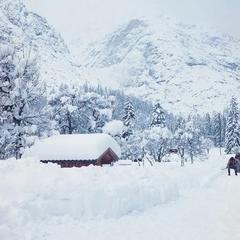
[{"left": 25, "top": 134, "right": 121, "bottom": 161}]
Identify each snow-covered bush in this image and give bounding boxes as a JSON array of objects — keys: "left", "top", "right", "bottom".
[
  {"left": 102, "top": 120, "right": 124, "bottom": 137},
  {"left": 144, "top": 126, "right": 173, "bottom": 162}
]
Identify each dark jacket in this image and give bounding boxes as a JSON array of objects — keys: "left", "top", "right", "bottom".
[{"left": 228, "top": 157, "right": 237, "bottom": 169}]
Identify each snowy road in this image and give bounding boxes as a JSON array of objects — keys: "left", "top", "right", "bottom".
[{"left": 40, "top": 172, "right": 240, "bottom": 240}]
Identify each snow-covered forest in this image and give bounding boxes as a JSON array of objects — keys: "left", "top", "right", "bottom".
[{"left": 0, "top": 46, "right": 239, "bottom": 163}]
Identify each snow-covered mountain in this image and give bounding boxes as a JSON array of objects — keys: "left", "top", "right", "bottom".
[
  {"left": 79, "top": 17, "right": 240, "bottom": 113},
  {"left": 0, "top": 0, "right": 81, "bottom": 88},
  {"left": 1, "top": 0, "right": 240, "bottom": 113}
]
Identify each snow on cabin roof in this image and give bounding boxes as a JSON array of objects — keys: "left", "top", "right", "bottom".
[{"left": 25, "top": 134, "right": 121, "bottom": 161}]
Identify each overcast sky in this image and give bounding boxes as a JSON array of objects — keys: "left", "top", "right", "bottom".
[{"left": 24, "top": 0, "right": 240, "bottom": 44}]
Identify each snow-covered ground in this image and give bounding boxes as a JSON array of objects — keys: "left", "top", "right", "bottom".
[{"left": 0, "top": 149, "right": 239, "bottom": 240}]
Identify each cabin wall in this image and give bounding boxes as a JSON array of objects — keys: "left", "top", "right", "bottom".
[
  {"left": 41, "top": 160, "right": 97, "bottom": 168},
  {"left": 40, "top": 148, "right": 119, "bottom": 168},
  {"left": 98, "top": 148, "right": 119, "bottom": 165}
]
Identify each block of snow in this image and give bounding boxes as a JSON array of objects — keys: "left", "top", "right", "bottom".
[{"left": 24, "top": 133, "right": 121, "bottom": 161}]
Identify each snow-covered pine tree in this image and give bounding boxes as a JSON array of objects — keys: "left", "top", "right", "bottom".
[
  {"left": 213, "top": 113, "right": 223, "bottom": 154},
  {"left": 221, "top": 114, "right": 227, "bottom": 145},
  {"left": 203, "top": 113, "right": 213, "bottom": 140},
  {"left": 225, "top": 97, "right": 240, "bottom": 154},
  {"left": 122, "top": 100, "right": 135, "bottom": 127},
  {"left": 122, "top": 100, "right": 135, "bottom": 139},
  {"left": 151, "top": 103, "right": 166, "bottom": 128}
]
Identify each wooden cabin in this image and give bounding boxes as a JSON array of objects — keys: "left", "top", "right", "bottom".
[{"left": 25, "top": 134, "right": 121, "bottom": 168}]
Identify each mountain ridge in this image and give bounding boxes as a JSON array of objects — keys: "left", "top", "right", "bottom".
[{"left": 77, "top": 17, "right": 240, "bottom": 113}]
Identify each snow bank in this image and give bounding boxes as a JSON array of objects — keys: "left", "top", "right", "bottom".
[{"left": 0, "top": 159, "right": 178, "bottom": 222}]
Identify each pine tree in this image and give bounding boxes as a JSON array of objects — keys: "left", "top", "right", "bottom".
[
  {"left": 204, "top": 113, "right": 213, "bottom": 139},
  {"left": 221, "top": 114, "right": 227, "bottom": 145},
  {"left": 122, "top": 100, "right": 135, "bottom": 127},
  {"left": 151, "top": 103, "right": 166, "bottom": 128},
  {"left": 122, "top": 100, "right": 135, "bottom": 139},
  {"left": 213, "top": 113, "right": 223, "bottom": 154},
  {"left": 225, "top": 97, "right": 240, "bottom": 154}
]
